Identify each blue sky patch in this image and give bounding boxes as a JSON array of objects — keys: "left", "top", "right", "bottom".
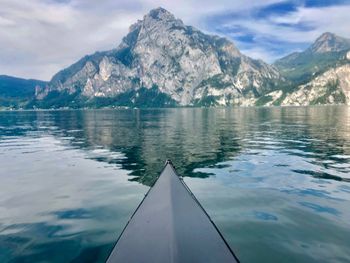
[
  {"left": 253, "top": 1, "right": 298, "bottom": 19},
  {"left": 303, "top": 0, "right": 350, "bottom": 8},
  {"left": 203, "top": 0, "right": 350, "bottom": 61}
]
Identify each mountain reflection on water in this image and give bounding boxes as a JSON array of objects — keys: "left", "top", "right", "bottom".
[
  {"left": 4, "top": 106, "right": 350, "bottom": 185},
  {"left": 0, "top": 106, "right": 350, "bottom": 263}
]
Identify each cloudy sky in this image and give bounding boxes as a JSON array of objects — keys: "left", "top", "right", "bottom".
[{"left": 1, "top": 0, "right": 350, "bottom": 80}]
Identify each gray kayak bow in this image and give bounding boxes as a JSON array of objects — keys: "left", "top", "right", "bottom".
[{"left": 107, "top": 160, "right": 239, "bottom": 263}]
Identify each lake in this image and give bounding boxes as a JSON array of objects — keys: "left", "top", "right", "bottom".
[{"left": 0, "top": 106, "right": 350, "bottom": 263}]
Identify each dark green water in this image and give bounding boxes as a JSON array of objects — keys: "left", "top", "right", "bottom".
[{"left": 0, "top": 107, "right": 350, "bottom": 263}]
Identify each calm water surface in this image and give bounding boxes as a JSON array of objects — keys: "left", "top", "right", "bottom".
[{"left": 0, "top": 107, "right": 350, "bottom": 263}]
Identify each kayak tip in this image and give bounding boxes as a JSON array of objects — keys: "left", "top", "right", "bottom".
[{"left": 165, "top": 159, "right": 173, "bottom": 166}]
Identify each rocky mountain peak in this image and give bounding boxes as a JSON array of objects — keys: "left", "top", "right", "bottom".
[
  {"left": 141, "top": 7, "right": 185, "bottom": 31},
  {"left": 310, "top": 32, "right": 350, "bottom": 53},
  {"left": 123, "top": 7, "right": 183, "bottom": 49},
  {"left": 129, "top": 7, "right": 180, "bottom": 30},
  {"left": 146, "top": 7, "right": 176, "bottom": 21},
  {"left": 37, "top": 7, "right": 281, "bottom": 108}
]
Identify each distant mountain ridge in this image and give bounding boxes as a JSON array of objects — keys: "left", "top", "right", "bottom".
[
  {"left": 1, "top": 8, "right": 350, "bottom": 108},
  {"left": 310, "top": 32, "right": 350, "bottom": 53},
  {"left": 274, "top": 32, "right": 350, "bottom": 84},
  {"left": 270, "top": 32, "right": 350, "bottom": 106},
  {"left": 0, "top": 75, "right": 46, "bottom": 108}
]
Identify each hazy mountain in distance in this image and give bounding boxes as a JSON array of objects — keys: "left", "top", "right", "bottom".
[
  {"left": 274, "top": 32, "right": 350, "bottom": 84},
  {"left": 0, "top": 75, "right": 46, "bottom": 109},
  {"left": 267, "top": 32, "right": 350, "bottom": 106}
]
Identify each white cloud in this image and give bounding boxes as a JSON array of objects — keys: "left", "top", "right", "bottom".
[
  {"left": 241, "top": 47, "right": 282, "bottom": 63},
  {"left": 0, "top": 16, "right": 16, "bottom": 26},
  {"left": 0, "top": 0, "right": 143, "bottom": 80},
  {"left": 296, "top": 5, "right": 350, "bottom": 38},
  {"left": 0, "top": 0, "right": 286, "bottom": 80},
  {"left": 0, "top": 0, "right": 350, "bottom": 80},
  {"left": 213, "top": 4, "right": 350, "bottom": 61}
]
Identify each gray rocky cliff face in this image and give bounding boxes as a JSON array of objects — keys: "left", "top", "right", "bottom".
[
  {"left": 38, "top": 7, "right": 280, "bottom": 107},
  {"left": 271, "top": 33, "right": 350, "bottom": 106},
  {"left": 281, "top": 59, "right": 350, "bottom": 106}
]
